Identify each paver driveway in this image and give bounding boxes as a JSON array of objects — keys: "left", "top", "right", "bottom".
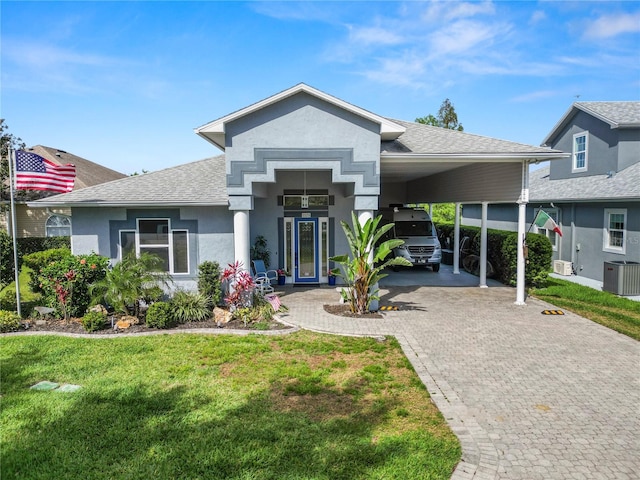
[{"left": 278, "top": 286, "right": 640, "bottom": 480}]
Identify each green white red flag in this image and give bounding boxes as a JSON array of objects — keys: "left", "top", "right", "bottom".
[{"left": 534, "top": 209, "right": 562, "bottom": 237}]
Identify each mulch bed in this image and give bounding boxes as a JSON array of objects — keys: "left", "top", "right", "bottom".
[
  {"left": 323, "top": 304, "right": 383, "bottom": 318},
  {"left": 19, "top": 316, "right": 291, "bottom": 335}
]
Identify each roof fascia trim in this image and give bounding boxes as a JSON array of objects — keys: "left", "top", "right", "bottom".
[
  {"left": 381, "top": 152, "right": 569, "bottom": 162},
  {"left": 27, "top": 201, "right": 229, "bottom": 208}
]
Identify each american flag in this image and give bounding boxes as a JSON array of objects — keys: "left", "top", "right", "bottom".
[
  {"left": 266, "top": 294, "right": 281, "bottom": 312},
  {"left": 15, "top": 150, "right": 76, "bottom": 193}
]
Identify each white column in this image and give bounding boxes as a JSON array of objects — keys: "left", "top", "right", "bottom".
[
  {"left": 515, "top": 161, "right": 530, "bottom": 305},
  {"left": 233, "top": 210, "right": 251, "bottom": 272},
  {"left": 357, "top": 209, "right": 374, "bottom": 225},
  {"left": 453, "top": 202, "right": 461, "bottom": 274},
  {"left": 479, "top": 201, "right": 488, "bottom": 288}
]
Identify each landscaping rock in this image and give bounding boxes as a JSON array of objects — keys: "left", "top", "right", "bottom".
[
  {"left": 214, "top": 307, "right": 232, "bottom": 326},
  {"left": 115, "top": 316, "right": 139, "bottom": 329}
]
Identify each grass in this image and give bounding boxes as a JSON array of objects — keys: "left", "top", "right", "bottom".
[
  {"left": 531, "top": 277, "right": 640, "bottom": 341},
  {"left": 0, "top": 331, "right": 461, "bottom": 479}
]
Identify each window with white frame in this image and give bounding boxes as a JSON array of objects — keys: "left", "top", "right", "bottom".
[
  {"left": 572, "top": 132, "right": 588, "bottom": 172},
  {"left": 119, "top": 219, "right": 189, "bottom": 274},
  {"left": 603, "top": 209, "right": 626, "bottom": 254},
  {"left": 45, "top": 214, "right": 71, "bottom": 237},
  {"left": 535, "top": 208, "right": 560, "bottom": 250}
]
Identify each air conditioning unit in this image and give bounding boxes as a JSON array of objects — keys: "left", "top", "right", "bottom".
[{"left": 553, "top": 260, "right": 573, "bottom": 276}]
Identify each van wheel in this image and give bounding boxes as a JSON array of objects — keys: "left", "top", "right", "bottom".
[{"left": 432, "top": 264, "right": 440, "bottom": 273}]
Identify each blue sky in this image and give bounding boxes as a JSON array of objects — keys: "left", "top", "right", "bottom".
[{"left": 2, "top": 1, "right": 639, "bottom": 175}]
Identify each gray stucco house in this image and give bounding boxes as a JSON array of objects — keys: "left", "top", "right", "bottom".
[
  {"left": 464, "top": 101, "right": 640, "bottom": 283},
  {"left": 32, "top": 84, "right": 565, "bottom": 303}
]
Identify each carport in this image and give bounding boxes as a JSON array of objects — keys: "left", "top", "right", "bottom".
[{"left": 377, "top": 123, "right": 567, "bottom": 304}]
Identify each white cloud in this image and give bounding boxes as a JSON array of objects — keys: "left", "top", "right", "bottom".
[
  {"left": 583, "top": 12, "right": 640, "bottom": 39},
  {"left": 361, "top": 53, "right": 429, "bottom": 89},
  {"left": 428, "top": 19, "right": 504, "bottom": 56},
  {"left": 422, "top": 1, "right": 496, "bottom": 23},
  {"left": 510, "top": 90, "right": 560, "bottom": 103},
  {"left": 348, "top": 26, "right": 404, "bottom": 47},
  {"left": 5, "top": 41, "right": 120, "bottom": 69},
  {"left": 530, "top": 10, "right": 546, "bottom": 25}
]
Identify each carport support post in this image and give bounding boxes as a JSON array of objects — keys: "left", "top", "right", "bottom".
[
  {"left": 515, "top": 201, "right": 528, "bottom": 305},
  {"left": 479, "top": 202, "right": 488, "bottom": 288},
  {"left": 453, "top": 202, "right": 461, "bottom": 274},
  {"left": 515, "top": 161, "right": 529, "bottom": 305}
]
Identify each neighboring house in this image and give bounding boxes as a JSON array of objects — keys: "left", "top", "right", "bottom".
[
  {"left": 32, "top": 84, "right": 564, "bottom": 297},
  {"left": 2, "top": 145, "right": 126, "bottom": 237},
  {"left": 464, "top": 101, "right": 640, "bottom": 282}
]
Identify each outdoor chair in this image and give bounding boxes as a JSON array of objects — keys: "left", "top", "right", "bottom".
[{"left": 251, "top": 260, "right": 277, "bottom": 295}]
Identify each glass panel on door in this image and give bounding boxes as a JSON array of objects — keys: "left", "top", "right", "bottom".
[{"left": 295, "top": 218, "right": 318, "bottom": 283}]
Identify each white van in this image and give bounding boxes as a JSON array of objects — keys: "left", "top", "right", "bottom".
[{"left": 384, "top": 207, "right": 442, "bottom": 272}]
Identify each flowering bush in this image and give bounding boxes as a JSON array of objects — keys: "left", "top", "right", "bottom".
[
  {"left": 37, "top": 253, "right": 109, "bottom": 320},
  {"left": 221, "top": 261, "right": 255, "bottom": 311},
  {"left": 276, "top": 268, "right": 289, "bottom": 276}
]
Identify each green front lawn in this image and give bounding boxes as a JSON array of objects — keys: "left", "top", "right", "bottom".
[
  {"left": 531, "top": 278, "right": 640, "bottom": 341},
  {"left": 0, "top": 332, "right": 461, "bottom": 479}
]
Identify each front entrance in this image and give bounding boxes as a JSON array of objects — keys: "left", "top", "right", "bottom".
[
  {"left": 294, "top": 218, "right": 318, "bottom": 283},
  {"left": 284, "top": 217, "right": 330, "bottom": 284}
]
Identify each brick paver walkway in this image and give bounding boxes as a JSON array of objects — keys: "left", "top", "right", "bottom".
[{"left": 277, "top": 286, "right": 640, "bottom": 480}]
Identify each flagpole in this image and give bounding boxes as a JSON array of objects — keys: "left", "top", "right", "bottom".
[{"left": 8, "top": 147, "right": 22, "bottom": 316}]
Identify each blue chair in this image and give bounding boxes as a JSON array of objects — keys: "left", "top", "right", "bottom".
[{"left": 251, "top": 259, "right": 278, "bottom": 294}]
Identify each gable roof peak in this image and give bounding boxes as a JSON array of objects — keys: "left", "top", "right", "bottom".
[
  {"left": 542, "top": 100, "right": 640, "bottom": 146},
  {"left": 195, "top": 83, "right": 406, "bottom": 150}
]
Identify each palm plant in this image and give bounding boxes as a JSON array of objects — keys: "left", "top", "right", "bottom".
[
  {"left": 331, "top": 212, "right": 411, "bottom": 314},
  {"left": 90, "top": 252, "right": 171, "bottom": 316}
]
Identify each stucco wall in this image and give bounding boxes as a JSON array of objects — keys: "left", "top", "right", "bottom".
[
  {"left": 618, "top": 129, "right": 640, "bottom": 171},
  {"left": 250, "top": 170, "right": 353, "bottom": 271},
  {"left": 71, "top": 206, "right": 234, "bottom": 291},
  {"left": 549, "top": 111, "right": 619, "bottom": 179},
  {"left": 224, "top": 92, "right": 381, "bottom": 198}
]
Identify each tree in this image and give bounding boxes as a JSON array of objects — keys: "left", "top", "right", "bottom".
[
  {"left": 90, "top": 252, "right": 171, "bottom": 317},
  {"left": 330, "top": 213, "right": 411, "bottom": 314},
  {"left": 415, "top": 98, "right": 464, "bottom": 131}
]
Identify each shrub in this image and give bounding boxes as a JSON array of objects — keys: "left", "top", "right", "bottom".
[
  {"left": 91, "top": 252, "right": 171, "bottom": 317},
  {"left": 145, "top": 301, "right": 175, "bottom": 329},
  {"left": 221, "top": 261, "right": 255, "bottom": 311},
  {"left": 22, "top": 248, "right": 72, "bottom": 294},
  {"left": 0, "top": 310, "right": 21, "bottom": 333},
  {"left": 171, "top": 290, "right": 211, "bottom": 323},
  {"left": 436, "top": 223, "right": 552, "bottom": 287},
  {"left": 81, "top": 310, "right": 107, "bottom": 332},
  {"left": 501, "top": 232, "right": 552, "bottom": 287},
  {"left": 197, "top": 261, "right": 222, "bottom": 307},
  {"left": 17, "top": 236, "right": 70, "bottom": 258},
  {"left": 0, "top": 285, "right": 17, "bottom": 311},
  {"left": 0, "top": 230, "right": 15, "bottom": 288},
  {"left": 37, "top": 252, "right": 109, "bottom": 320}
]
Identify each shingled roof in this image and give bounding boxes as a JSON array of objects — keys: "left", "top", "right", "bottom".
[
  {"left": 530, "top": 162, "right": 640, "bottom": 202},
  {"left": 543, "top": 101, "right": 640, "bottom": 146},
  {"left": 32, "top": 155, "right": 228, "bottom": 207},
  {"left": 382, "top": 119, "right": 560, "bottom": 156},
  {"left": 27, "top": 145, "right": 126, "bottom": 189}
]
